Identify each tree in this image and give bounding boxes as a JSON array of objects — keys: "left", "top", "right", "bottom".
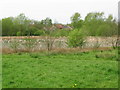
[
  {"left": 85, "top": 12, "right": 104, "bottom": 22},
  {"left": 84, "top": 12, "right": 117, "bottom": 36},
  {"left": 70, "top": 12, "right": 83, "bottom": 29},
  {"left": 84, "top": 12, "right": 105, "bottom": 36},
  {"left": 42, "top": 18, "right": 52, "bottom": 32},
  {"left": 2, "top": 17, "right": 14, "bottom": 36},
  {"left": 41, "top": 17, "right": 55, "bottom": 51},
  {"left": 71, "top": 13, "right": 81, "bottom": 22},
  {"left": 14, "top": 13, "right": 30, "bottom": 36},
  {"left": 106, "top": 14, "right": 113, "bottom": 22},
  {"left": 25, "top": 27, "right": 38, "bottom": 36},
  {"left": 33, "top": 20, "right": 44, "bottom": 30},
  {"left": 34, "top": 30, "right": 45, "bottom": 36},
  {"left": 68, "top": 29, "right": 86, "bottom": 48}
]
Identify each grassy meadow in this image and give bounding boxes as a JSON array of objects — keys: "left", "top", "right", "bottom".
[
  {"left": 1, "top": 3, "right": 119, "bottom": 89},
  {"left": 2, "top": 49, "right": 118, "bottom": 88}
]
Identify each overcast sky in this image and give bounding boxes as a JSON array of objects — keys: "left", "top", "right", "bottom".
[{"left": 0, "top": 0, "right": 119, "bottom": 24}]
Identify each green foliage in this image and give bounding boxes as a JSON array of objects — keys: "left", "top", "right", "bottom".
[
  {"left": 2, "top": 12, "right": 118, "bottom": 37},
  {"left": 52, "top": 29, "right": 70, "bottom": 37},
  {"left": 14, "top": 13, "right": 30, "bottom": 36},
  {"left": 68, "top": 29, "right": 86, "bottom": 48},
  {"left": 42, "top": 17, "right": 52, "bottom": 26},
  {"left": 16, "top": 31, "right": 21, "bottom": 36},
  {"left": 34, "top": 30, "right": 45, "bottom": 36},
  {"left": 33, "top": 20, "right": 44, "bottom": 30},
  {"left": 25, "top": 27, "right": 39, "bottom": 36},
  {"left": 71, "top": 12, "right": 83, "bottom": 29},
  {"left": 42, "top": 17, "right": 53, "bottom": 32},
  {"left": 84, "top": 12, "right": 118, "bottom": 36},
  {"left": 85, "top": 12, "right": 104, "bottom": 22},
  {"left": 71, "top": 12, "right": 81, "bottom": 22},
  {"left": 2, "top": 17, "right": 14, "bottom": 36}
]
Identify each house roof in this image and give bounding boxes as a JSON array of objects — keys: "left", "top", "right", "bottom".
[{"left": 49, "top": 24, "right": 73, "bottom": 30}]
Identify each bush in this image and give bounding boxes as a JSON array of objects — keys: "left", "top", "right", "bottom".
[
  {"left": 67, "top": 29, "right": 86, "bottom": 48},
  {"left": 34, "top": 30, "right": 45, "bottom": 36},
  {"left": 16, "top": 31, "right": 21, "bottom": 36},
  {"left": 25, "top": 27, "right": 39, "bottom": 36},
  {"left": 51, "top": 29, "right": 70, "bottom": 37}
]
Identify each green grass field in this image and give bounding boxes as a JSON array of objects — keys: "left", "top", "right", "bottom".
[{"left": 2, "top": 49, "right": 118, "bottom": 88}]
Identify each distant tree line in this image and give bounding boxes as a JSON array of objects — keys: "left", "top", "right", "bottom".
[
  {"left": 1, "top": 12, "right": 118, "bottom": 37},
  {"left": 2, "top": 13, "right": 50, "bottom": 36},
  {"left": 71, "top": 12, "right": 118, "bottom": 36}
]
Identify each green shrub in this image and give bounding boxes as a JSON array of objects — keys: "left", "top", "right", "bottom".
[
  {"left": 52, "top": 29, "right": 70, "bottom": 37},
  {"left": 34, "top": 30, "right": 45, "bottom": 36},
  {"left": 67, "top": 29, "right": 86, "bottom": 48},
  {"left": 16, "top": 31, "right": 21, "bottom": 36}
]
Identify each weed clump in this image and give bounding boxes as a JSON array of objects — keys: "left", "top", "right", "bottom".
[{"left": 95, "top": 53, "right": 116, "bottom": 60}]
